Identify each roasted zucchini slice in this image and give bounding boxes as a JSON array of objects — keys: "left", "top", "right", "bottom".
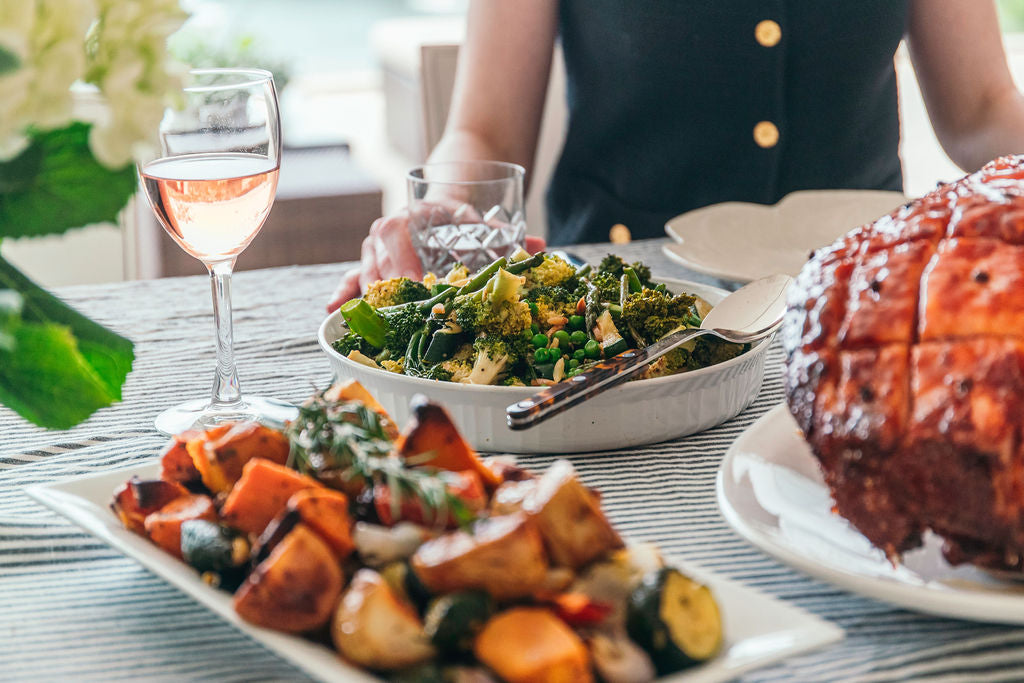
[
  {"left": 423, "top": 590, "right": 494, "bottom": 653},
  {"left": 180, "top": 520, "right": 250, "bottom": 591},
  {"left": 626, "top": 567, "right": 722, "bottom": 674}
]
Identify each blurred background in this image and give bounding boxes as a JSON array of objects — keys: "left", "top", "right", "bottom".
[{"left": 8, "top": 0, "right": 1024, "bottom": 287}]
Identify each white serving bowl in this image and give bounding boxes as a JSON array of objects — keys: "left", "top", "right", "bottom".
[{"left": 318, "top": 278, "right": 768, "bottom": 453}]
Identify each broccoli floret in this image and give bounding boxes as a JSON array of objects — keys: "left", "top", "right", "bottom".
[
  {"left": 528, "top": 285, "right": 577, "bottom": 327},
  {"left": 440, "top": 343, "right": 475, "bottom": 383},
  {"left": 620, "top": 289, "right": 701, "bottom": 342},
  {"left": 379, "top": 303, "right": 428, "bottom": 355},
  {"left": 332, "top": 331, "right": 380, "bottom": 357},
  {"left": 596, "top": 254, "right": 654, "bottom": 288},
  {"left": 466, "top": 334, "right": 531, "bottom": 385},
  {"left": 451, "top": 293, "right": 531, "bottom": 337},
  {"left": 691, "top": 337, "right": 747, "bottom": 367},
  {"left": 587, "top": 271, "right": 621, "bottom": 303},
  {"left": 363, "top": 277, "right": 430, "bottom": 308},
  {"left": 524, "top": 254, "right": 577, "bottom": 289}
]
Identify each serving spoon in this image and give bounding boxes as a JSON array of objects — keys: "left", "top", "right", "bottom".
[{"left": 506, "top": 274, "right": 793, "bottom": 430}]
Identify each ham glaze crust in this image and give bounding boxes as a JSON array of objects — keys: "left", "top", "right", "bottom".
[{"left": 783, "top": 155, "right": 1024, "bottom": 570}]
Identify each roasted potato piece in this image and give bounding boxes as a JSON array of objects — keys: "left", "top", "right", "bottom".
[
  {"left": 523, "top": 460, "right": 623, "bottom": 569},
  {"left": 234, "top": 524, "right": 343, "bottom": 633},
  {"left": 332, "top": 568, "right": 436, "bottom": 670},
  {"left": 411, "top": 513, "right": 548, "bottom": 601},
  {"left": 474, "top": 607, "right": 593, "bottom": 683}
]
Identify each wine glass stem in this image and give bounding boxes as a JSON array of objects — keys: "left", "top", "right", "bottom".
[{"left": 208, "top": 259, "right": 243, "bottom": 409}]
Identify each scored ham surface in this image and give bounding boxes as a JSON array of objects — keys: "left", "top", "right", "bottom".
[{"left": 783, "top": 154, "right": 1024, "bottom": 569}]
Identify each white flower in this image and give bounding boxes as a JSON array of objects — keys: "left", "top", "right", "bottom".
[
  {"left": 0, "top": 0, "right": 97, "bottom": 160},
  {"left": 85, "top": 0, "right": 187, "bottom": 167}
]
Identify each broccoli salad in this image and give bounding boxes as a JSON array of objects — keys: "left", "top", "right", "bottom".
[{"left": 333, "top": 251, "right": 747, "bottom": 386}]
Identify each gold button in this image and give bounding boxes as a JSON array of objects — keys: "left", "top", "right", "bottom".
[
  {"left": 753, "top": 121, "right": 779, "bottom": 148},
  {"left": 609, "top": 223, "right": 631, "bottom": 244},
  {"left": 755, "top": 20, "right": 781, "bottom": 47}
]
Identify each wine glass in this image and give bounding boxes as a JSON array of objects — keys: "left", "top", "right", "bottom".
[{"left": 138, "top": 68, "right": 296, "bottom": 435}]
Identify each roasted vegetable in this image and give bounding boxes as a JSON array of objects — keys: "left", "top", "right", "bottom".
[
  {"left": 180, "top": 519, "right": 249, "bottom": 590},
  {"left": 473, "top": 607, "right": 593, "bottom": 683},
  {"left": 522, "top": 459, "right": 623, "bottom": 569},
  {"left": 363, "top": 276, "right": 431, "bottom": 308},
  {"left": 397, "top": 397, "right": 502, "bottom": 490},
  {"left": 143, "top": 494, "right": 217, "bottom": 559},
  {"left": 423, "top": 591, "right": 495, "bottom": 654},
  {"left": 374, "top": 469, "right": 487, "bottom": 528},
  {"left": 626, "top": 568, "right": 722, "bottom": 674},
  {"left": 549, "top": 592, "right": 613, "bottom": 627},
  {"left": 234, "top": 524, "right": 343, "bottom": 633},
  {"left": 353, "top": 522, "right": 430, "bottom": 568},
  {"left": 220, "top": 458, "right": 322, "bottom": 536},
  {"left": 588, "top": 630, "right": 656, "bottom": 683},
  {"left": 285, "top": 487, "right": 354, "bottom": 560},
  {"left": 111, "top": 477, "right": 188, "bottom": 534},
  {"left": 411, "top": 513, "right": 549, "bottom": 601},
  {"left": 191, "top": 421, "right": 290, "bottom": 493},
  {"left": 157, "top": 432, "right": 203, "bottom": 489},
  {"left": 183, "top": 424, "right": 232, "bottom": 492},
  {"left": 332, "top": 569, "right": 436, "bottom": 670}
]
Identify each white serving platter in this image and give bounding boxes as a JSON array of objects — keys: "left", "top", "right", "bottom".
[
  {"left": 27, "top": 462, "right": 843, "bottom": 682},
  {"left": 663, "top": 190, "right": 906, "bottom": 283},
  {"left": 718, "top": 404, "right": 1024, "bottom": 625}
]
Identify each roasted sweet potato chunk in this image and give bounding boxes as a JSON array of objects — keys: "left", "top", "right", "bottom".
[
  {"left": 143, "top": 494, "right": 217, "bottom": 559},
  {"left": 286, "top": 488, "right": 355, "bottom": 560},
  {"left": 397, "top": 397, "right": 501, "bottom": 489},
  {"left": 158, "top": 431, "right": 203, "bottom": 488},
  {"left": 111, "top": 477, "right": 189, "bottom": 535},
  {"left": 221, "top": 458, "right": 322, "bottom": 536},
  {"left": 474, "top": 607, "right": 592, "bottom": 683},
  {"left": 234, "top": 524, "right": 343, "bottom": 633}
]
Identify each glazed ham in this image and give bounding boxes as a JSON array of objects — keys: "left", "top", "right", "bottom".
[{"left": 783, "top": 154, "right": 1024, "bottom": 569}]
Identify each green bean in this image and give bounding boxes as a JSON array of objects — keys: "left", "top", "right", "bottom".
[
  {"left": 455, "top": 257, "right": 508, "bottom": 296},
  {"left": 505, "top": 252, "right": 544, "bottom": 274},
  {"left": 623, "top": 266, "right": 643, "bottom": 293}
]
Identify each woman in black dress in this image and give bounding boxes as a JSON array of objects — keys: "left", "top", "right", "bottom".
[{"left": 329, "top": 0, "right": 1024, "bottom": 309}]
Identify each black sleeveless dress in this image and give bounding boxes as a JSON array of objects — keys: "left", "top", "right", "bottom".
[{"left": 546, "top": 0, "right": 910, "bottom": 245}]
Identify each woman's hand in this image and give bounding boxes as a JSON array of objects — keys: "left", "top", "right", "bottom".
[{"left": 326, "top": 212, "right": 546, "bottom": 312}]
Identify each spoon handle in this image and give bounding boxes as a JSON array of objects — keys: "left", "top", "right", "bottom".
[{"left": 506, "top": 327, "right": 709, "bottom": 430}]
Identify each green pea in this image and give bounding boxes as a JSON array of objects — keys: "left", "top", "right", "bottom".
[
  {"left": 584, "top": 339, "right": 601, "bottom": 359},
  {"left": 569, "top": 315, "right": 585, "bottom": 330},
  {"left": 534, "top": 347, "right": 549, "bottom": 363},
  {"left": 521, "top": 329, "right": 534, "bottom": 341},
  {"left": 553, "top": 330, "right": 571, "bottom": 348},
  {"left": 527, "top": 300, "right": 539, "bottom": 316},
  {"left": 570, "top": 330, "right": 587, "bottom": 346},
  {"left": 569, "top": 358, "right": 579, "bottom": 370},
  {"left": 573, "top": 348, "right": 586, "bottom": 361},
  {"left": 531, "top": 323, "right": 540, "bottom": 335},
  {"left": 532, "top": 333, "right": 548, "bottom": 349}
]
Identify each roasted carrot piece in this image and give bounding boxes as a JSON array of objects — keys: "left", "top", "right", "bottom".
[
  {"left": 286, "top": 488, "right": 355, "bottom": 560},
  {"left": 397, "top": 398, "right": 501, "bottom": 490},
  {"left": 221, "top": 458, "right": 322, "bottom": 536},
  {"left": 111, "top": 477, "right": 189, "bottom": 535},
  {"left": 143, "top": 494, "right": 217, "bottom": 559},
  {"left": 234, "top": 524, "right": 343, "bottom": 633},
  {"left": 474, "top": 607, "right": 593, "bottom": 683}
]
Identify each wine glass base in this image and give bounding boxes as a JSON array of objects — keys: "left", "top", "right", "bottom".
[{"left": 154, "top": 396, "right": 299, "bottom": 436}]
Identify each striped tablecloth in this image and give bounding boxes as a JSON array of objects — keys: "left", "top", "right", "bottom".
[{"left": 2, "top": 239, "right": 1021, "bottom": 682}]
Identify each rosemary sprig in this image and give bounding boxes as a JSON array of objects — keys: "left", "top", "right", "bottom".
[{"left": 285, "top": 390, "right": 476, "bottom": 529}]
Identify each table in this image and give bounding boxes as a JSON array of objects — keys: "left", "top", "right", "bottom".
[{"left": 1, "top": 239, "right": 1021, "bottom": 682}]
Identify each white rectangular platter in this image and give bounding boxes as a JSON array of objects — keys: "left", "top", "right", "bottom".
[{"left": 25, "top": 462, "right": 843, "bottom": 683}]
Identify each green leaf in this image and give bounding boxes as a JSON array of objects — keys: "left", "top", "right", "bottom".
[
  {"left": 0, "top": 122, "right": 136, "bottom": 238},
  {"left": 0, "top": 256, "right": 134, "bottom": 429},
  {"left": 0, "top": 46, "right": 19, "bottom": 75},
  {"left": 0, "top": 289, "right": 21, "bottom": 351}
]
